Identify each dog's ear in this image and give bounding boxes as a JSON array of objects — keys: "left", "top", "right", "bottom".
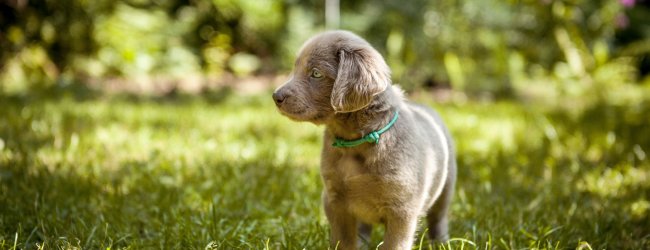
[{"left": 331, "top": 47, "right": 391, "bottom": 113}]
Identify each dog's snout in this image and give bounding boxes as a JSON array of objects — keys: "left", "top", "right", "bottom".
[{"left": 272, "top": 91, "right": 286, "bottom": 105}]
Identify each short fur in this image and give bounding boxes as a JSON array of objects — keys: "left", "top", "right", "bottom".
[{"left": 273, "top": 30, "right": 456, "bottom": 250}]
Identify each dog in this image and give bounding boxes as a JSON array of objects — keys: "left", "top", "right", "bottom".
[{"left": 272, "top": 30, "right": 456, "bottom": 250}]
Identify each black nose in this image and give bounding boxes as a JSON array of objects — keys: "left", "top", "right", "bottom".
[{"left": 272, "top": 91, "right": 285, "bottom": 105}]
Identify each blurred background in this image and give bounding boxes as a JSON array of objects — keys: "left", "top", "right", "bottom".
[
  {"left": 2, "top": 0, "right": 649, "bottom": 97},
  {"left": 1, "top": 0, "right": 650, "bottom": 249}
]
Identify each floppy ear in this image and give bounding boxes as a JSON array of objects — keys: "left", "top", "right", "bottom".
[{"left": 331, "top": 47, "right": 391, "bottom": 113}]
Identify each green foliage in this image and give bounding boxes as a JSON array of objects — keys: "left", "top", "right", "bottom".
[
  {"left": 2, "top": 0, "right": 650, "bottom": 95},
  {"left": 1, "top": 89, "right": 649, "bottom": 249},
  {"left": 93, "top": 3, "right": 200, "bottom": 76}
]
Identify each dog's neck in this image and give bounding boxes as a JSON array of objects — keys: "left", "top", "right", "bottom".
[{"left": 326, "top": 86, "right": 402, "bottom": 141}]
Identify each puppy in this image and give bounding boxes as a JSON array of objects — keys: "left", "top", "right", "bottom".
[{"left": 273, "top": 30, "right": 456, "bottom": 250}]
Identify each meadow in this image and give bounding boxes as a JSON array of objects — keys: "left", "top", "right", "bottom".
[{"left": 1, "top": 85, "right": 649, "bottom": 249}]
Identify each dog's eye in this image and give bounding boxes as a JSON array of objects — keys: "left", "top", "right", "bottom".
[{"left": 310, "top": 69, "right": 323, "bottom": 78}]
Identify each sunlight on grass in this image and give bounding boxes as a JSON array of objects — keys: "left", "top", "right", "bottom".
[
  {"left": 577, "top": 165, "right": 650, "bottom": 198},
  {"left": 1, "top": 91, "right": 649, "bottom": 249}
]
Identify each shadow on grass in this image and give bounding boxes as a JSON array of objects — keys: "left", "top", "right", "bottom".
[
  {"left": 0, "top": 158, "right": 112, "bottom": 249},
  {"left": 0, "top": 155, "right": 326, "bottom": 249}
]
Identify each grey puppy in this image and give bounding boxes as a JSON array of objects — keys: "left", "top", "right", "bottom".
[{"left": 272, "top": 30, "right": 456, "bottom": 250}]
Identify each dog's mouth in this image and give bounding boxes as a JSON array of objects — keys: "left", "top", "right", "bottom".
[
  {"left": 277, "top": 106, "right": 327, "bottom": 123},
  {"left": 278, "top": 107, "right": 310, "bottom": 121}
]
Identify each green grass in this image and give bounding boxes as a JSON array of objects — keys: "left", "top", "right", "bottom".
[{"left": 1, "top": 89, "right": 649, "bottom": 249}]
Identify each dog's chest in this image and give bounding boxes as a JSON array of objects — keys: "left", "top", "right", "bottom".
[
  {"left": 323, "top": 153, "right": 368, "bottom": 199},
  {"left": 323, "top": 153, "right": 387, "bottom": 223},
  {"left": 337, "top": 154, "right": 367, "bottom": 179}
]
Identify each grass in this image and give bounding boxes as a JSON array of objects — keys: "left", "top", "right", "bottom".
[{"left": 0, "top": 87, "right": 649, "bottom": 249}]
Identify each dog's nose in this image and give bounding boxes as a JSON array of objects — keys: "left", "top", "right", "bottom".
[{"left": 272, "top": 91, "right": 285, "bottom": 105}]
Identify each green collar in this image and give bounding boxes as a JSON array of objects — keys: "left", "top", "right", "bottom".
[{"left": 332, "top": 110, "right": 399, "bottom": 148}]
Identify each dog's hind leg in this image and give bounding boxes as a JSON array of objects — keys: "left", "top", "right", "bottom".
[{"left": 426, "top": 178, "right": 454, "bottom": 243}]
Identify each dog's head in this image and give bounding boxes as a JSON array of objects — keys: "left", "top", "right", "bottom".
[{"left": 273, "top": 30, "right": 391, "bottom": 123}]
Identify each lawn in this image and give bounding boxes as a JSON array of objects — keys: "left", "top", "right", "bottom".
[{"left": 1, "top": 87, "right": 649, "bottom": 249}]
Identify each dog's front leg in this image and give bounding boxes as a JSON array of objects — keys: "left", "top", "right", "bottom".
[
  {"left": 380, "top": 213, "right": 418, "bottom": 250},
  {"left": 323, "top": 193, "right": 357, "bottom": 250}
]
